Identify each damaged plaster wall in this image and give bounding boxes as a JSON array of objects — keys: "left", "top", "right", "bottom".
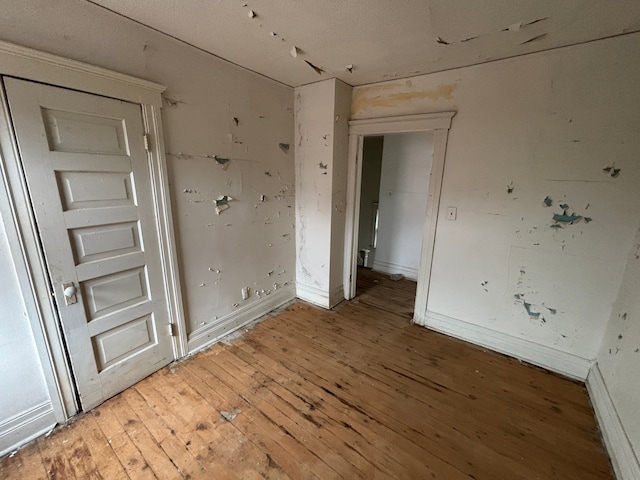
[
  {"left": 294, "top": 78, "right": 351, "bottom": 308},
  {"left": 373, "top": 132, "right": 434, "bottom": 280},
  {"left": 596, "top": 223, "right": 640, "bottom": 460},
  {"left": 352, "top": 32, "right": 640, "bottom": 370},
  {"left": 0, "top": 0, "right": 296, "bottom": 350}
]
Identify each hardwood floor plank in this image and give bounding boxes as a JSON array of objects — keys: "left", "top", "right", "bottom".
[
  {"left": 0, "top": 444, "right": 48, "bottom": 480},
  {"left": 92, "top": 397, "right": 158, "bottom": 480},
  {"left": 121, "top": 387, "right": 209, "bottom": 480},
  {"left": 36, "top": 429, "right": 77, "bottom": 480},
  {"left": 0, "top": 274, "right": 613, "bottom": 480}
]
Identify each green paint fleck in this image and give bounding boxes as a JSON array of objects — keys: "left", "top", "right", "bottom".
[
  {"left": 524, "top": 302, "right": 541, "bottom": 318},
  {"left": 553, "top": 212, "right": 582, "bottom": 223}
]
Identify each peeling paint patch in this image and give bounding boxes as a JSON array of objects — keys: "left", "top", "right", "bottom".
[
  {"left": 163, "top": 97, "right": 184, "bottom": 108},
  {"left": 507, "top": 182, "right": 514, "bottom": 194},
  {"left": 602, "top": 165, "right": 621, "bottom": 178},
  {"left": 318, "top": 162, "right": 328, "bottom": 170},
  {"left": 436, "top": 36, "right": 450, "bottom": 45},
  {"left": 543, "top": 196, "right": 553, "bottom": 207},
  {"left": 215, "top": 195, "right": 233, "bottom": 215},
  {"left": 352, "top": 83, "right": 457, "bottom": 114},
  {"left": 304, "top": 60, "right": 324, "bottom": 75},
  {"left": 279, "top": 143, "right": 290, "bottom": 152},
  {"left": 214, "top": 156, "right": 231, "bottom": 170},
  {"left": 521, "top": 33, "right": 548, "bottom": 44},
  {"left": 524, "top": 302, "right": 542, "bottom": 319},
  {"left": 553, "top": 212, "right": 582, "bottom": 224}
]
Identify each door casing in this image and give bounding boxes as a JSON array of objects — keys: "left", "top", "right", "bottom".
[
  {"left": 343, "top": 112, "right": 455, "bottom": 325},
  {"left": 0, "top": 40, "right": 186, "bottom": 420}
]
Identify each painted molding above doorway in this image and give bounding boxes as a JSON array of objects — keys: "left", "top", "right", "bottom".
[{"left": 343, "top": 112, "right": 455, "bottom": 324}]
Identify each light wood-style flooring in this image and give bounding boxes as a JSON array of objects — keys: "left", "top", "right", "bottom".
[{"left": 0, "top": 269, "right": 613, "bottom": 479}]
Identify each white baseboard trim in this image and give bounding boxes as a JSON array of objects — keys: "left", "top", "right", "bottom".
[
  {"left": 372, "top": 259, "right": 418, "bottom": 281},
  {"left": 296, "top": 283, "right": 344, "bottom": 309},
  {"left": 0, "top": 402, "right": 56, "bottom": 457},
  {"left": 188, "top": 285, "right": 295, "bottom": 354},
  {"left": 329, "top": 284, "right": 344, "bottom": 308},
  {"left": 421, "top": 310, "right": 592, "bottom": 381},
  {"left": 587, "top": 363, "right": 640, "bottom": 480}
]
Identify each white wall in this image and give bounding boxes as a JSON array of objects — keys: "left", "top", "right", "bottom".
[
  {"left": 295, "top": 79, "right": 351, "bottom": 308},
  {"left": 596, "top": 222, "right": 640, "bottom": 468},
  {"left": 373, "top": 132, "right": 433, "bottom": 280},
  {"left": 352, "top": 32, "right": 640, "bottom": 374},
  {"left": 0, "top": 0, "right": 296, "bottom": 452},
  {"left": 0, "top": 209, "right": 55, "bottom": 456}
]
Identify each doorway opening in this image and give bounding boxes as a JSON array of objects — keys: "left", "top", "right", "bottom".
[
  {"left": 355, "top": 132, "right": 434, "bottom": 318},
  {"left": 343, "top": 112, "right": 455, "bottom": 325}
]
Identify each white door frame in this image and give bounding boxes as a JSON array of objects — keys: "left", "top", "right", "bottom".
[
  {"left": 343, "top": 112, "right": 455, "bottom": 324},
  {"left": 0, "top": 40, "right": 186, "bottom": 419}
]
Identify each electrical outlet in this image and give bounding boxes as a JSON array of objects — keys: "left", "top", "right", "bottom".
[{"left": 447, "top": 207, "right": 457, "bottom": 220}]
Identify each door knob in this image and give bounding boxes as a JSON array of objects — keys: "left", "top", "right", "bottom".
[{"left": 62, "top": 282, "right": 77, "bottom": 305}]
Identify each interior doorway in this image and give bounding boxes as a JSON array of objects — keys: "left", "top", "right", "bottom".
[
  {"left": 343, "top": 113, "right": 455, "bottom": 325},
  {"left": 354, "top": 132, "right": 434, "bottom": 317}
]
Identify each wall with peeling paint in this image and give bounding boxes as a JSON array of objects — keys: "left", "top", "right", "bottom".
[
  {"left": 597, "top": 224, "right": 640, "bottom": 458},
  {"left": 294, "top": 79, "right": 351, "bottom": 308},
  {"left": 0, "top": 1, "right": 296, "bottom": 349},
  {"left": 352, "top": 32, "right": 640, "bottom": 365},
  {"left": 374, "top": 132, "right": 434, "bottom": 280}
]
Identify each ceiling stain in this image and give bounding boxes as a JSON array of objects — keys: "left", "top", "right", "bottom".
[{"left": 352, "top": 83, "right": 458, "bottom": 114}]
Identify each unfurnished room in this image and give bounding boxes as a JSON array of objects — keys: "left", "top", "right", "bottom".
[{"left": 0, "top": 1, "right": 638, "bottom": 478}]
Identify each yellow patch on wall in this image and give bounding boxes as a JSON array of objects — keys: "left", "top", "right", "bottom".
[{"left": 352, "top": 83, "right": 457, "bottom": 115}]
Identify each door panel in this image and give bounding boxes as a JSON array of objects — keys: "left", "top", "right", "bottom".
[{"left": 5, "top": 77, "right": 175, "bottom": 411}]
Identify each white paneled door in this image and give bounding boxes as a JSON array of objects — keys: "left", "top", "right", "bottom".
[{"left": 5, "top": 77, "right": 175, "bottom": 411}]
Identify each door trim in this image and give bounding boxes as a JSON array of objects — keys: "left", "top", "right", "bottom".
[
  {"left": 343, "top": 112, "right": 455, "bottom": 324},
  {"left": 0, "top": 40, "right": 186, "bottom": 419}
]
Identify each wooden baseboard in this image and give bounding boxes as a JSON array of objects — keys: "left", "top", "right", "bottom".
[
  {"left": 421, "top": 310, "right": 592, "bottom": 380},
  {"left": 296, "top": 283, "right": 344, "bottom": 309},
  {"left": 372, "top": 259, "right": 418, "bottom": 280},
  {"left": 188, "top": 285, "right": 295, "bottom": 353},
  {"left": 0, "top": 402, "right": 56, "bottom": 457},
  {"left": 587, "top": 364, "right": 640, "bottom": 480}
]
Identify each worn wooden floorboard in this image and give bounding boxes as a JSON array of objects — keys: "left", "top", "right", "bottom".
[{"left": 0, "top": 268, "right": 613, "bottom": 479}]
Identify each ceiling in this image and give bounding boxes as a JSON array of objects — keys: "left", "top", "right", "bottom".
[{"left": 88, "top": 0, "right": 640, "bottom": 87}]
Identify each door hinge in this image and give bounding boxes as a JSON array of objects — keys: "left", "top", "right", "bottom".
[
  {"left": 166, "top": 323, "right": 177, "bottom": 337},
  {"left": 143, "top": 134, "right": 151, "bottom": 152}
]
